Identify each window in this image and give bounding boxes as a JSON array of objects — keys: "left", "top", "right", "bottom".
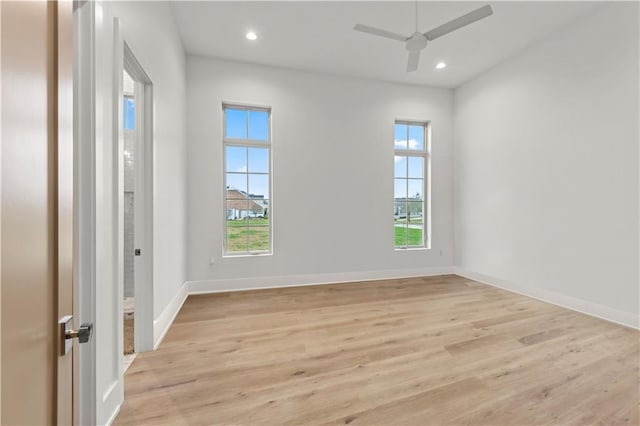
[
  {"left": 394, "top": 121, "right": 429, "bottom": 249},
  {"left": 123, "top": 69, "right": 135, "bottom": 130},
  {"left": 223, "top": 105, "right": 271, "bottom": 255},
  {"left": 123, "top": 96, "right": 135, "bottom": 130}
]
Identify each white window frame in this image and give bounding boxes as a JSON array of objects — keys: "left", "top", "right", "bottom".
[
  {"left": 394, "top": 119, "right": 431, "bottom": 250},
  {"left": 222, "top": 103, "right": 273, "bottom": 256}
]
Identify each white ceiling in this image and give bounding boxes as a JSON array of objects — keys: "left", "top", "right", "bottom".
[{"left": 170, "top": 1, "right": 602, "bottom": 88}]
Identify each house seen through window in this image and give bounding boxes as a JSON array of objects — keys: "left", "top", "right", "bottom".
[
  {"left": 223, "top": 105, "right": 271, "bottom": 255},
  {"left": 394, "top": 121, "right": 429, "bottom": 249}
]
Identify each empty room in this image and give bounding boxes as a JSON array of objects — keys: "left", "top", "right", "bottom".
[{"left": 1, "top": 1, "right": 638, "bottom": 425}]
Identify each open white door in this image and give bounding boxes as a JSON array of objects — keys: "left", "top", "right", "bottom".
[
  {"left": 96, "top": 10, "right": 125, "bottom": 424},
  {"left": 76, "top": 2, "right": 125, "bottom": 423},
  {"left": 77, "top": 2, "right": 156, "bottom": 422}
]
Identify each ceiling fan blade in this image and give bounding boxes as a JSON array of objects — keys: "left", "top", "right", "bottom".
[
  {"left": 354, "top": 24, "right": 408, "bottom": 42},
  {"left": 424, "top": 5, "right": 493, "bottom": 41},
  {"left": 407, "top": 50, "right": 420, "bottom": 72}
]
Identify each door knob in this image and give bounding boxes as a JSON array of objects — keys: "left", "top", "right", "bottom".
[
  {"left": 66, "top": 323, "right": 93, "bottom": 343},
  {"left": 59, "top": 315, "right": 93, "bottom": 355}
]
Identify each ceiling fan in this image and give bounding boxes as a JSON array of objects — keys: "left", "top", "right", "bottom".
[{"left": 354, "top": 4, "right": 493, "bottom": 72}]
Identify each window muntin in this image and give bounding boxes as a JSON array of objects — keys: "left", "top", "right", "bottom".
[
  {"left": 394, "top": 121, "right": 428, "bottom": 249},
  {"left": 223, "top": 105, "right": 271, "bottom": 255}
]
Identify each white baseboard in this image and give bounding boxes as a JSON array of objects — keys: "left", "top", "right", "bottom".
[
  {"left": 186, "top": 266, "right": 454, "bottom": 295},
  {"left": 152, "top": 266, "right": 637, "bottom": 355},
  {"left": 153, "top": 282, "right": 189, "bottom": 349},
  {"left": 104, "top": 403, "right": 121, "bottom": 426},
  {"left": 454, "top": 267, "right": 640, "bottom": 330}
]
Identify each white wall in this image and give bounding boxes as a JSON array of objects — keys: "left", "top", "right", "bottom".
[
  {"left": 454, "top": 3, "right": 639, "bottom": 325},
  {"left": 109, "top": 1, "right": 188, "bottom": 321},
  {"left": 187, "top": 57, "right": 454, "bottom": 289}
]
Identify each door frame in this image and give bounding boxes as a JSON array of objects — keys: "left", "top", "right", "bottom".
[
  {"left": 122, "top": 42, "right": 154, "bottom": 353},
  {"left": 74, "top": 0, "right": 97, "bottom": 424}
]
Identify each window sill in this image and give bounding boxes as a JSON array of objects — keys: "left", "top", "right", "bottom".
[
  {"left": 223, "top": 252, "right": 273, "bottom": 259},
  {"left": 394, "top": 247, "right": 431, "bottom": 252}
]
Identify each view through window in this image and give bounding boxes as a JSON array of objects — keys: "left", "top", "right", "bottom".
[
  {"left": 394, "top": 121, "right": 428, "bottom": 249},
  {"left": 223, "top": 105, "right": 271, "bottom": 255}
]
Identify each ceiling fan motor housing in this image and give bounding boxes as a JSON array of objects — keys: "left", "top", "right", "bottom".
[{"left": 406, "top": 32, "right": 427, "bottom": 52}]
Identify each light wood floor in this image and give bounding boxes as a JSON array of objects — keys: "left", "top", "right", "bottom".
[{"left": 115, "top": 275, "right": 639, "bottom": 425}]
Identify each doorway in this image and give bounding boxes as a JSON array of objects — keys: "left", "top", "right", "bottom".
[
  {"left": 121, "top": 42, "right": 154, "bottom": 366},
  {"left": 122, "top": 68, "right": 136, "bottom": 366}
]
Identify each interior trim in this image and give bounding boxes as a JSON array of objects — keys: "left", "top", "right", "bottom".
[
  {"left": 187, "top": 266, "right": 454, "bottom": 295},
  {"left": 454, "top": 267, "right": 640, "bottom": 330},
  {"left": 153, "top": 282, "right": 189, "bottom": 349}
]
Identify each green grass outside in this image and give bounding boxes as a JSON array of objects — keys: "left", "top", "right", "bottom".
[
  {"left": 227, "top": 218, "right": 270, "bottom": 252},
  {"left": 227, "top": 218, "right": 421, "bottom": 251},
  {"left": 227, "top": 218, "right": 269, "bottom": 227},
  {"left": 394, "top": 225, "right": 423, "bottom": 247}
]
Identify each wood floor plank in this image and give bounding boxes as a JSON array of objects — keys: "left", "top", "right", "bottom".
[{"left": 115, "top": 275, "right": 639, "bottom": 425}]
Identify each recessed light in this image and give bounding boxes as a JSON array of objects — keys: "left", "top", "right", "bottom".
[
  {"left": 435, "top": 62, "right": 447, "bottom": 70},
  {"left": 246, "top": 31, "right": 257, "bottom": 41}
]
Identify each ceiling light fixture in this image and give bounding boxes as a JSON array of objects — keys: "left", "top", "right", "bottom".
[
  {"left": 435, "top": 62, "right": 447, "bottom": 70},
  {"left": 246, "top": 31, "right": 257, "bottom": 41}
]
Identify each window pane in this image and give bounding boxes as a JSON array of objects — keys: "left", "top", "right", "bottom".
[
  {"left": 406, "top": 226, "right": 423, "bottom": 246},
  {"left": 248, "top": 226, "right": 270, "bottom": 252},
  {"left": 406, "top": 201, "right": 423, "bottom": 222},
  {"left": 226, "top": 173, "right": 247, "bottom": 195},
  {"left": 241, "top": 198, "right": 264, "bottom": 218},
  {"left": 408, "top": 157, "right": 423, "bottom": 179},
  {"left": 247, "top": 217, "right": 269, "bottom": 226},
  {"left": 407, "top": 179, "right": 423, "bottom": 200},
  {"left": 226, "top": 199, "right": 252, "bottom": 218},
  {"left": 225, "top": 108, "right": 247, "bottom": 139},
  {"left": 248, "top": 110, "right": 269, "bottom": 140},
  {"left": 226, "top": 146, "right": 247, "bottom": 173},
  {"left": 406, "top": 201, "right": 423, "bottom": 246},
  {"left": 226, "top": 189, "right": 247, "bottom": 201},
  {"left": 394, "top": 123, "right": 407, "bottom": 150},
  {"left": 394, "top": 222, "right": 409, "bottom": 247},
  {"left": 226, "top": 220, "right": 248, "bottom": 253},
  {"left": 394, "top": 178, "right": 407, "bottom": 199},
  {"left": 408, "top": 125, "right": 424, "bottom": 150},
  {"left": 248, "top": 174, "right": 269, "bottom": 198},
  {"left": 123, "top": 97, "right": 135, "bottom": 130},
  {"left": 246, "top": 199, "right": 269, "bottom": 220},
  {"left": 394, "top": 156, "right": 407, "bottom": 178},
  {"left": 394, "top": 199, "right": 407, "bottom": 220},
  {"left": 248, "top": 147, "right": 269, "bottom": 173}
]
